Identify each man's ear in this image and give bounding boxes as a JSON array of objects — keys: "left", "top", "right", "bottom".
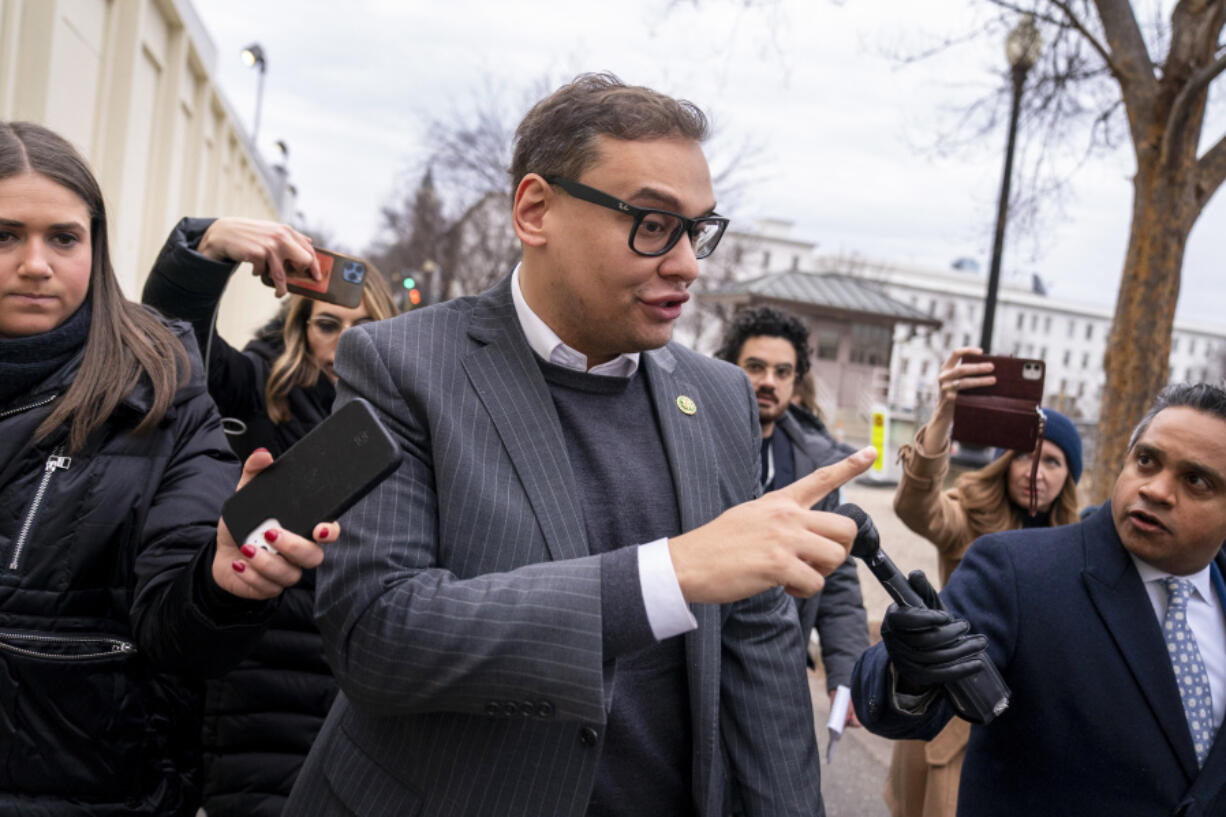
[{"left": 513, "top": 174, "right": 550, "bottom": 248}]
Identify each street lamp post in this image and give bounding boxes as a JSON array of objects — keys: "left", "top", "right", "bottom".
[
  {"left": 240, "top": 43, "right": 267, "bottom": 144},
  {"left": 980, "top": 15, "right": 1041, "bottom": 353}
]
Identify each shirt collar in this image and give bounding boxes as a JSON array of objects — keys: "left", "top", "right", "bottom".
[
  {"left": 1131, "top": 552, "right": 1215, "bottom": 605},
  {"left": 510, "top": 264, "right": 640, "bottom": 377}
]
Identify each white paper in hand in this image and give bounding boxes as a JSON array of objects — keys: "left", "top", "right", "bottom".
[{"left": 826, "top": 684, "right": 852, "bottom": 764}]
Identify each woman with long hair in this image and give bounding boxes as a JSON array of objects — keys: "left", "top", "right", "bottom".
[
  {"left": 141, "top": 217, "right": 398, "bottom": 816},
  {"left": 885, "top": 346, "right": 1082, "bottom": 817},
  {"left": 0, "top": 122, "right": 329, "bottom": 815}
]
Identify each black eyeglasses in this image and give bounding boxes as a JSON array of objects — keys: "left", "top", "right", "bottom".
[{"left": 546, "top": 176, "right": 729, "bottom": 260}]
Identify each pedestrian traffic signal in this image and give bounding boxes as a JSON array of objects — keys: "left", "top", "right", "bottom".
[
  {"left": 403, "top": 276, "right": 416, "bottom": 289},
  {"left": 409, "top": 289, "right": 422, "bottom": 306}
]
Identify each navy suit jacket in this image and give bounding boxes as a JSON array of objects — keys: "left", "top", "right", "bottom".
[{"left": 853, "top": 503, "right": 1226, "bottom": 817}]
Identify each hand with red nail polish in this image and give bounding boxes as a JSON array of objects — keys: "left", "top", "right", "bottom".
[{"left": 213, "top": 450, "right": 335, "bottom": 600}]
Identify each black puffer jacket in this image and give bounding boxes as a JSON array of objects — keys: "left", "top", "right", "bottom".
[
  {"left": 0, "top": 320, "right": 274, "bottom": 816},
  {"left": 142, "top": 219, "right": 338, "bottom": 817}
]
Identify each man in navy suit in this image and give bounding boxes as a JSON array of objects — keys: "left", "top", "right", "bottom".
[{"left": 853, "top": 383, "right": 1226, "bottom": 817}]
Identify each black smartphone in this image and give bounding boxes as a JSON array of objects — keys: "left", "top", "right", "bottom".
[
  {"left": 261, "top": 247, "right": 370, "bottom": 309},
  {"left": 222, "top": 398, "right": 400, "bottom": 549}
]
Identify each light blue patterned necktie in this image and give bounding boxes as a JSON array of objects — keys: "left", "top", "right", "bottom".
[{"left": 1163, "top": 577, "right": 1215, "bottom": 767}]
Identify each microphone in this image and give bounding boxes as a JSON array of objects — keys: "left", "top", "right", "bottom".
[{"left": 835, "top": 503, "right": 1011, "bottom": 726}]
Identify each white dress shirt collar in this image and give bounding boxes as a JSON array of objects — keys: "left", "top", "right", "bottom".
[
  {"left": 1131, "top": 553, "right": 1215, "bottom": 607},
  {"left": 510, "top": 264, "right": 640, "bottom": 377}
]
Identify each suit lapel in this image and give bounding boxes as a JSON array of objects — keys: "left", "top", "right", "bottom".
[
  {"left": 643, "top": 347, "right": 723, "bottom": 810},
  {"left": 1081, "top": 505, "right": 1200, "bottom": 779},
  {"left": 461, "top": 278, "right": 589, "bottom": 563}
]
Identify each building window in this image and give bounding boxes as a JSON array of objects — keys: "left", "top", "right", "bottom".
[
  {"left": 1189, "top": 338, "right": 1197, "bottom": 355},
  {"left": 733, "top": 245, "right": 743, "bottom": 264},
  {"left": 1173, "top": 337, "right": 1180, "bottom": 353},
  {"left": 1040, "top": 346, "right": 1047, "bottom": 359},
  {"left": 1063, "top": 349, "right": 1071, "bottom": 366},
  {"left": 968, "top": 305, "right": 977, "bottom": 322},
  {"left": 1060, "top": 378, "right": 1068, "bottom": 394},
  {"left": 1078, "top": 381, "right": 1086, "bottom": 397},
  {"left": 816, "top": 329, "right": 840, "bottom": 361},
  {"left": 791, "top": 254, "right": 800, "bottom": 269},
  {"left": 946, "top": 302, "right": 956, "bottom": 320},
  {"left": 929, "top": 299, "right": 937, "bottom": 316},
  {"left": 943, "top": 333, "right": 952, "bottom": 349},
  {"left": 1068, "top": 320, "right": 1075, "bottom": 338},
  {"left": 900, "top": 357, "right": 910, "bottom": 374},
  {"left": 1085, "top": 323, "right": 1094, "bottom": 341},
  {"left": 849, "top": 323, "right": 892, "bottom": 367},
  {"left": 1082, "top": 352, "right": 1090, "bottom": 369},
  {"left": 962, "top": 333, "right": 971, "bottom": 346},
  {"left": 761, "top": 250, "right": 771, "bottom": 269},
  {"left": 1186, "top": 367, "right": 1194, "bottom": 381},
  {"left": 921, "top": 360, "right": 930, "bottom": 377},
  {"left": 1017, "top": 312, "right": 1025, "bottom": 330},
  {"left": 1030, "top": 314, "right": 1038, "bottom": 332},
  {"left": 1043, "top": 316, "right": 1052, "bottom": 334}
]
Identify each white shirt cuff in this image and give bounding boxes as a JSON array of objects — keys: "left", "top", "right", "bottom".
[{"left": 638, "top": 538, "right": 698, "bottom": 640}]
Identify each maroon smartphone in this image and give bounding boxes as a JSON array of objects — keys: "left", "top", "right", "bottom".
[{"left": 951, "top": 354, "right": 1046, "bottom": 451}]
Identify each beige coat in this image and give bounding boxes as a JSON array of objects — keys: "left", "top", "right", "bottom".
[{"left": 883, "top": 423, "right": 980, "bottom": 817}]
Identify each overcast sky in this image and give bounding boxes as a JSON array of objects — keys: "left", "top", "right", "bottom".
[{"left": 194, "top": 0, "right": 1225, "bottom": 324}]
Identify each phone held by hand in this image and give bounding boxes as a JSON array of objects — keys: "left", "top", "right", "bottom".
[
  {"left": 262, "top": 247, "right": 371, "bottom": 309},
  {"left": 951, "top": 354, "right": 1046, "bottom": 452},
  {"left": 222, "top": 398, "right": 400, "bottom": 552}
]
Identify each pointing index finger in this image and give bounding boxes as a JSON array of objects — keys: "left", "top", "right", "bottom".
[{"left": 778, "top": 446, "right": 877, "bottom": 509}]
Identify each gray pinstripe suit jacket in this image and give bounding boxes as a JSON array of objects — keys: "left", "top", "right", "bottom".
[{"left": 284, "top": 276, "right": 823, "bottom": 817}]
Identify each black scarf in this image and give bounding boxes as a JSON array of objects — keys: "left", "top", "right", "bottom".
[{"left": 0, "top": 300, "right": 92, "bottom": 408}]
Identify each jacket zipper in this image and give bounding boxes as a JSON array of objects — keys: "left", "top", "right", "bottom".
[
  {"left": 10, "top": 447, "right": 72, "bottom": 571},
  {"left": 0, "top": 392, "right": 58, "bottom": 420},
  {"left": 0, "top": 630, "right": 136, "bottom": 660}
]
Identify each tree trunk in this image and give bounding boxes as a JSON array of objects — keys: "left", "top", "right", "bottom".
[{"left": 1090, "top": 164, "right": 1195, "bottom": 502}]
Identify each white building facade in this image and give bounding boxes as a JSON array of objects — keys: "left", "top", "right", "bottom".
[{"left": 708, "top": 220, "right": 1226, "bottom": 424}]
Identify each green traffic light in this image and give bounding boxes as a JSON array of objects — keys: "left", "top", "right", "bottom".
[{"left": 403, "top": 277, "right": 416, "bottom": 289}]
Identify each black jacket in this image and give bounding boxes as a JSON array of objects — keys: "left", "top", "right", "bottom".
[
  {"left": 142, "top": 218, "right": 338, "bottom": 817},
  {"left": 0, "top": 320, "right": 273, "bottom": 816},
  {"left": 142, "top": 217, "right": 333, "bottom": 461}
]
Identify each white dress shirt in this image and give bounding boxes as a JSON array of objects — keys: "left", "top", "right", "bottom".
[
  {"left": 510, "top": 266, "right": 697, "bottom": 640},
  {"left": 1131, "top": 553, "right": 1226, "bottom": 731}
]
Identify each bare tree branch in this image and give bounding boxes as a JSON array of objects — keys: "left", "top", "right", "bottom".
[
  {"left": 1050, "top": 0, "right": 1119, "bottom": 75},
  {"left": 1092, "top": 0, "right": 1159, "bottom": 144},
  {"left": 1159, "top": 6, "right": 1226, "bottom": 169},
  {"left": 1196, "top": 130, "right": 1226, "bottom": 219}
]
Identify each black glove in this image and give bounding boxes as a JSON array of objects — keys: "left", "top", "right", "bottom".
[{"left": 880, "top": 570, "right": 989, "bottom": 693}]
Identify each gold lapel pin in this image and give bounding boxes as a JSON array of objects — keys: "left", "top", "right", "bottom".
[{"left": 676, "top": 395, "right": 697, "bottom": 416}]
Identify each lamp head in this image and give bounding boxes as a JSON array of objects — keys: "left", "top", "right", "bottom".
[
  {"left": 1005, "top": 15, "right": 1041, "bottom": 70},
  {"left": 241, "top": 43, "right": 267, "bottom": 71}
]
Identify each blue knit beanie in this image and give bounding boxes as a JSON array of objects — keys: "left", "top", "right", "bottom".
[
  {"left": 1040, "top": 409, "right": 1082, "bottom": 483},
  {"left": 998, "top": 408, "right": 1082, "bottom": 483}
]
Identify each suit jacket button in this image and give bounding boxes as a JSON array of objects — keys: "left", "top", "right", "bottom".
[
  {"left": 536, "top": 700, "right": 555, "bottom": 718},
  {"left": 520, "top": 700, "right": 535, "bottom": 717},
  {"left": 485, "top": 702, "right": 501, "bottom": 717},
  {"left": 502, "top": 702, "right": 519, "bottom": 717},
  {"left": 579, "top": 726, "right": 599, "bottom": 746}
]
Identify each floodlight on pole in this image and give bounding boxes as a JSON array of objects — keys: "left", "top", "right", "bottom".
[
  {"left": 980, "top": 15, "right": 1041, "bottom": 354},
  {"left": 240, "top": 43, "right": 268, "bottom": 145}
]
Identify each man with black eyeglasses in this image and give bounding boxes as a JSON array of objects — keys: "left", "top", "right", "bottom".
[
  {"left": 287, "top": 73, "right": 876, "bottom": 817},
  {"left": 717, "top": 306, "right": 870, "bottom": 728}
]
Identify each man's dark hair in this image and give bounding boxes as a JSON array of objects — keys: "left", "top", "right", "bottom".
[
  {"left": 1128, "top": 382, "right": 1226, "bottom": 450},
  {"left": 509, "top": 72, "right": 709, "bottom": 192},
  {"left": 714, "top": 306, "right": 812, "bottom": 378}
]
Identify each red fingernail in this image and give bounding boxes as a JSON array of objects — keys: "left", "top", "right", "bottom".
[
  {"left": 316, "top": 524, "right": 329, "bottom": 540},
  {"left": 232, "top": 560, "right": 246, "bottom": 573},
  {"left": 264, "top": 529, "right": 279, "bottom": 544},
  {"left": 241, "top": 544, "right": 257, "bottom": 558}
]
